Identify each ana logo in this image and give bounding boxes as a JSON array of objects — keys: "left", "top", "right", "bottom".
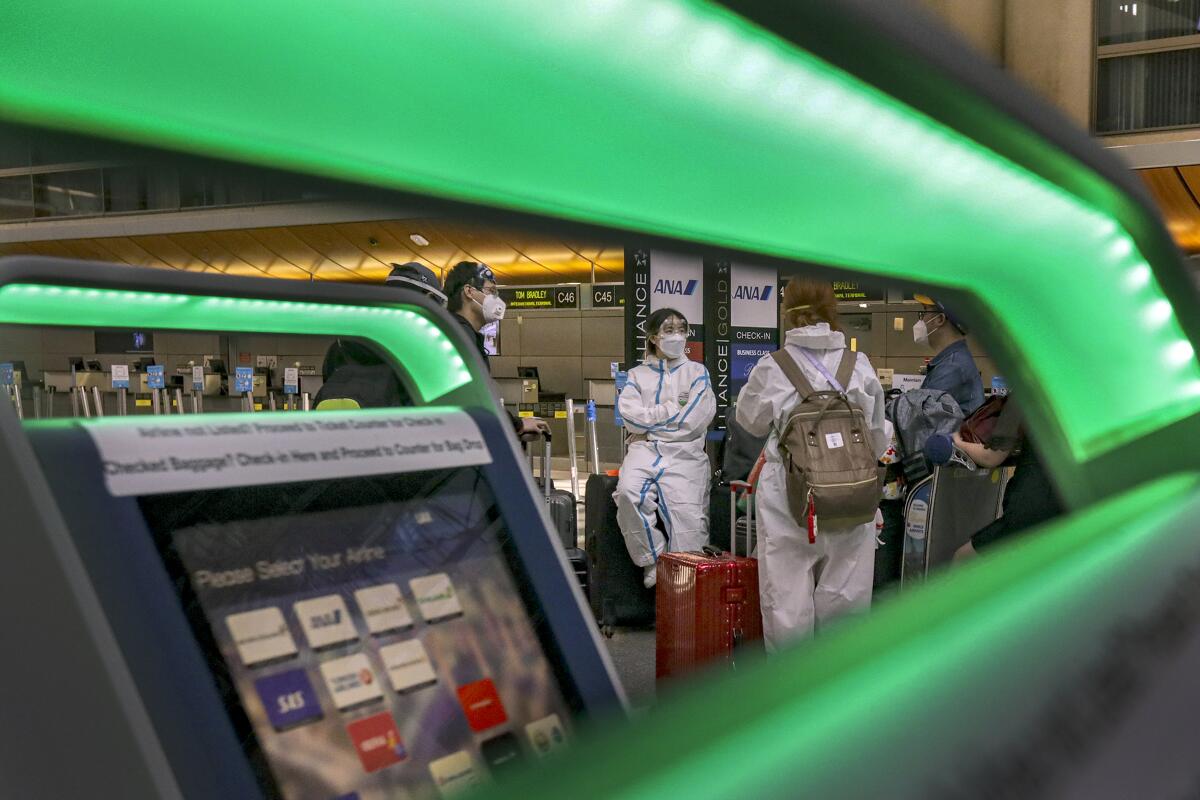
[
  {"left": 732, "top": 284, "right": 773, "bottom": 301},
  {"left": 654, "top": 279, "right": 698, "bottom": 296},
  {"left": 311, "top": 609, "right": 342, "bottom": 628}
]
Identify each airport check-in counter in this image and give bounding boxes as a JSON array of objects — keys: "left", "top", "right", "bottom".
[{"left": 0, "top": 259, "right": 622, "bottom": 800}]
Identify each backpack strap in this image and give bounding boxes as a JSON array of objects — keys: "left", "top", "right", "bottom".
[
  {"left": 771, "top": 348, "right": 818, "bottom": 399},
  {"left": 834, "top": 349, "right": 857, "bottom": 395}
]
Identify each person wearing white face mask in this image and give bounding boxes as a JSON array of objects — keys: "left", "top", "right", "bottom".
[
  {"left": 736, "top": 279, "right": 890, "bottom": 649},
  {"left": 613, "top": 308, "right": 717, "bottom": 587},
  {"left": 912, "top": 294, "right": 984, "bottom": 417},
  {"left": 444, "top": 261, "right": 550, "bottom": 441}
]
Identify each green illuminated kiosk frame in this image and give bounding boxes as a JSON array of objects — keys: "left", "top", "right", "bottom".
[{"left": 1, "top": 0, "right": 1199, "bottom": 797}]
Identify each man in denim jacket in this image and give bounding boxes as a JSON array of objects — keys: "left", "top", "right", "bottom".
[{"left": 912, "top": 294, "right": 984, "bottom": 417}]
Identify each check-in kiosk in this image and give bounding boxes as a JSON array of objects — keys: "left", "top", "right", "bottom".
[{"left": 0, "top": 258, "right": 622, "bottom": 800}]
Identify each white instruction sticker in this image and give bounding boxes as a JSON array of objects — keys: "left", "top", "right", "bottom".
[
  {"left": 825, "top": 432, "right": 844, "bottom": 449},
  {"left": 84, "top": 407, "right": 492, "bottom": 497}
]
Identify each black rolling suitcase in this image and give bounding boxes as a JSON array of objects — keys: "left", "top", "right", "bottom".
[
  {"left": 584, "top": 473, "right": 654, "bottom": 635},
  {"left": 566, "top": 547, "right": 589, "bottom": 596},
  {"left": 531, "top": 435, "right": 578, "bottom": 549}
]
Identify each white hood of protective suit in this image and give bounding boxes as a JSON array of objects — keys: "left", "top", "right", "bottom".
[{"left": 783, "top": 322, "right": 845, "bottom": 351}]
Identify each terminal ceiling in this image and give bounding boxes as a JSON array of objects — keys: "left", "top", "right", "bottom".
[
  {"left": 1139, "top": 166, "right": 1200, "bottom": 254},
  {"left": 0, "top": 219, "right": 623, "bottom": 285}
]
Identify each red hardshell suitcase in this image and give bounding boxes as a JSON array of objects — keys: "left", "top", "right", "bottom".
[{"left": 655, "top": 480, "right": 763, "bottom": 680}]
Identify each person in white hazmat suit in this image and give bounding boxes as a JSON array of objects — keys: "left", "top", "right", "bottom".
[
  {"left": 614, "top": 308, "right": 717, "bottom": 588},
  {"left": 736, "top": 279, "right": 890, "bottom": 650}
]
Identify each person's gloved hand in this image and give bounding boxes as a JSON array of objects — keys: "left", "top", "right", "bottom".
[{"left": 516, "top": 416, "right": 551, "bottom": 443}]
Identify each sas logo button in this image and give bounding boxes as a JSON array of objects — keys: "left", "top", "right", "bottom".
[
  {"left": 346, "top": 712, "right": 407, "bottom": 773},
  {"left": 254, "top": 668, "right": 323, "bottom": 730}
]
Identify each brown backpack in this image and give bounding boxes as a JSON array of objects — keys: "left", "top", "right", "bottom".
[{"left": 772, "top": 348, "right": 882, "bottom": 538}]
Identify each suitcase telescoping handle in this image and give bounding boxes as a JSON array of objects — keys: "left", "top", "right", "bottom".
[
  {"left": 728, "top": 480, "right": 754, "bottom": 558},
  {"left": 541, "top": 432, "right": 553, "bottom": 500},
  {"left": 527, "top": 430, "right": 554, "bottom": 500}
]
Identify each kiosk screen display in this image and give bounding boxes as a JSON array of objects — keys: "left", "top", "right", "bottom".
[{"left": 141, "top": 467, "right": 574, "bottom": 800}]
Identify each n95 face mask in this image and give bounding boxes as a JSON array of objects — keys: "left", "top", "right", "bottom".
[
  {"left": 475, "top": 291, "right": 506, "bottom": 323},
  {"left": 912, "top": 319, "right": 930, "bottom": 346}
]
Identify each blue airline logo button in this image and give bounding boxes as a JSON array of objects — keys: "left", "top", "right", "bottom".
[{"left": 255, "top": 668, "right": 323, "bottom": 730}]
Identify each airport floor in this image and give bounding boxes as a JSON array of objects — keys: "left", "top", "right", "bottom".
[{"left": 549, "top": 462, "right": 658, "bottom": 709}]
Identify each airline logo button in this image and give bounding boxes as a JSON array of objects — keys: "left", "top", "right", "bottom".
[
  {"left": 480, "top": 732, "right": 523, "bottom": 774},
  {"left": 294, "top": 595, "right": 358, "bottom": 650},
  {"left": 525, "top": 714, "right": 568, "bottom": 757},
  {"left": 380, "top": 640, "right": 438, "bottom": 693},
  {"left": 346, "top": 712, "right": 407, "bottom": 773},
  {"left": 254, "top": 668, "right": 323, "bottom": 730},
  {"left": 225, "top": 607, "right": 297, "bottom": 666},
  {"left": 456, "top": 679, "right": 508, "bottom": 732},
  {"left": 354, "top": 583, "right": 413, "bottom": 635},
  {"left": 428, "top": 751, "right": 480, "bottom": 798},
  {"left": 409, "top": 573, "right": 463, "bottom": 623},
  {"left": 319, "top": 653, "right": 383, "bottom": 711}
]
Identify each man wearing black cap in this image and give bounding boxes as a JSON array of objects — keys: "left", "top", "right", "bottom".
[
  {"left": 912, "top": 294, "right": 984, "bottom": 417},
  {"left": 313, "top": 262, "right": 445, "bottom": 409},
  {"left": 386, "top": 262, "right": 447, "bottom": 305},
  {"left": 444, "top": 261, "right": 549, "bottom": 441}
]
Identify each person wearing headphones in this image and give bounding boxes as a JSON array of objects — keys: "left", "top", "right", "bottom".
[{"left": 442, "top": 261, "right": 550, "bottom": 441}]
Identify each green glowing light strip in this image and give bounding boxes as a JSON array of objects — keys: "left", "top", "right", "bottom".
[
  {"left": 0, "top": 284, "right": 470, "bottom": 401},
  {"left": 0, "top": 1, "right": 1196, "bottom": 459},
  {"left": 477, "top": 473, "right": 1200, "bottom": 799}
]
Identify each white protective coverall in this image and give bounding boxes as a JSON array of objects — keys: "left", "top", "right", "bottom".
[
  {"left": 736, "top": 323, "right": 890, "bottom": 651},
  {"left": 614, "top": 354, "right": 717, "bottom": 569}
]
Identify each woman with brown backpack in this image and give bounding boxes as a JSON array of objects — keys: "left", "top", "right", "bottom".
[{"left": 736, "top": 279, "right": 891, "bottom": 651}]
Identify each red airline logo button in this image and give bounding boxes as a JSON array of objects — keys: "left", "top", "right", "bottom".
[
  {"left": 346, "top": 712, "right": 407, "bottom": 773},
  {"left": 456, "top": 679, "right": 509, "bottom": 732}
]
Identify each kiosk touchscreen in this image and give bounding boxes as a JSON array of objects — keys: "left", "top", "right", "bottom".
[
  {"left": 149, "top": 463, "right": 576, "bottom": 797},
  {"left": 27, "top": 407, "right": 616, "bottom": 800}
]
